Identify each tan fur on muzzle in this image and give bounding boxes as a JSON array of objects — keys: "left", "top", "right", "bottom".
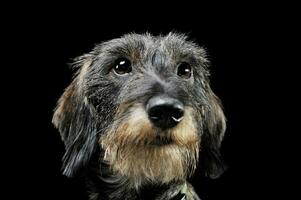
[{"left": 100, "top": 104, "right": 200, "bottom": 186}]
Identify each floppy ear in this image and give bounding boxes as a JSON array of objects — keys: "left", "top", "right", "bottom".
[
  {"left": 52, "top": 58, "right": 97, "bottom": 177},
  {"left": 200, "top": 91, "right": 227, "bottom": 179}
]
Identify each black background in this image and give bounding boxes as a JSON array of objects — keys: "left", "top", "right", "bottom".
[{"left": 3, "top": 2, "right": 296, "bottom": 200}]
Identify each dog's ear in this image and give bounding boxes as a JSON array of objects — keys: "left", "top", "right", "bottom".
[
  {"left": 52, "top": 58, "right": 97, "bottom": 177},
  {"left": 200, "top": 91, "right": 227, "bottom": 179}
]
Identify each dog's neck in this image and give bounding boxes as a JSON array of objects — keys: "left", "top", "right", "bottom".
[
  {"left": 84, "top": 162, "right": 189, "bottom": 200},
  {"left": 87, "top": 179, "right": 188, "bottom": 200}
]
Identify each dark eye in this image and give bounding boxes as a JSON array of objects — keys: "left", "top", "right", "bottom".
[
  {"left": 113, "top": 58, "right": 132, "bottom": 75},
  {"left": 177, "top": 62, "right": 192, "bottom": 79}
]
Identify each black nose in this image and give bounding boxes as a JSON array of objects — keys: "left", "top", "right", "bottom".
[{"left": 146, "top": 96, "right": 184, "bottom": 129}]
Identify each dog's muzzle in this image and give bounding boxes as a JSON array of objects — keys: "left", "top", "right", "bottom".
[{"left": 146, "top": 95, "right": 184, "bottom": 129}]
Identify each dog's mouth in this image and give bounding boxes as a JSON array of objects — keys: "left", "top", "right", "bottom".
[{"left": 149, "top": 135, "right": 173, "bottom": 146}]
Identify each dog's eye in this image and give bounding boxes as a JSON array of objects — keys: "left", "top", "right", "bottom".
[
  {"left": 177, "top": 62, "right": 192, "bottom": 79},
  {"left": 113, "top": 58, "right": 132, "bottom": 75}
]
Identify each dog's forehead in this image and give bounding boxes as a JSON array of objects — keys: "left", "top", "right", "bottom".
[
  {"left": 101, "top": 33, "right": 205, "bottom": 59},
  {"left": 117, "top": 33, "right": 190, "bottom": 48}
]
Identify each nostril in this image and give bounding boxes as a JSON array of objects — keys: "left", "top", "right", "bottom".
[
  {"left": 146, "top": 96, "right": 184, "bottom": 129},
  {"left": 171, "top": 108, "right": 184, "bottom": 122},
  {"left": 149, "top": 106, "right": 165, "bottom": 121}
]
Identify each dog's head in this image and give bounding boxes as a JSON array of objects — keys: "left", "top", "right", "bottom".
[{"left": 53, "top": 33, "right": 226, "bottom": 184}]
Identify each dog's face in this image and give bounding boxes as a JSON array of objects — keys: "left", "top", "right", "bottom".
[{"left": 53, "top": 33, "right": 226, "bottom": 186}]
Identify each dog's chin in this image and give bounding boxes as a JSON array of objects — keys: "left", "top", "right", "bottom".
[
  {"left": 101, "top": 135, "right": 199, "bottom": 187},
  {"left": 102, "top": 141, "right": 198, "bottom": 188}
]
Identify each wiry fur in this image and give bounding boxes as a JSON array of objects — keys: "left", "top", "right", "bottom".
[
  {"left": 53, "top": 32, "right": 226, "bottom": 200},
  {"left": 101, "top": 105, "right": 199, "bottom": 188}
]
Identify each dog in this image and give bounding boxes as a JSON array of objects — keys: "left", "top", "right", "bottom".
[{"left": 52, "top": 33, "right": 226, "bottom": 200}]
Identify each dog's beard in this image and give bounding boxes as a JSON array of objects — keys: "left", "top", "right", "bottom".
[{"left": 100, "top": 104, "right": 200, "bottom": 188}]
